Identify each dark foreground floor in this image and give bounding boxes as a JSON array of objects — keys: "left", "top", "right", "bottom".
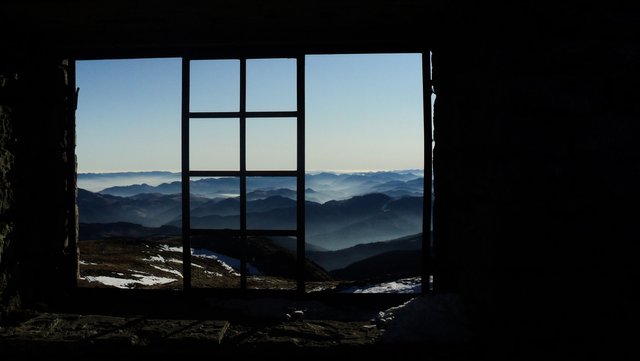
[{"left": 0, "top": 311, "right": 458, "bottom": 361}]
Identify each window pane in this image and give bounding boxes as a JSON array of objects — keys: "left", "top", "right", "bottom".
[
  {"left": 191, "top": 235, "right": 241, "bottom": 289},
  {"left": 246, "top": 118, "right": 296, "bottom": 170},
  {"left": 247, "top": 176, "right": 296, "bottom": 230},
  {"left": 305, "top": 54, "right": 424, "bottom": 294},
  {"left": 189, "top": 118, "right": 239, "bottom": 171},
  {"left": 190, "top": 60, "right": 239, "bottom": 112},
  {"left": 247, "top": 58, "right": 296, "bottom": 111},
  {"left": 75, "top": 58, "right": 182, "bottom": 290},
  {"left": 189, "top": 177, "right": 240, "bottom": 229}
]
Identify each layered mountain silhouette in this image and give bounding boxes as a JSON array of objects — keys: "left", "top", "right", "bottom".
[
  {"left": 79, "top": 190, "right": 422, "bottom": 250},
  {"left": 78, "top": 171, "right": 425, "bottom": 281},
  {"left": 306, "top": 233, "right": 421, "bottom": 271},
  {"left": 92, "top": 171, "right": 424, "bottom": 202},
  {"left": 331, "top": 249, "right": 421, "bottom": 281}
]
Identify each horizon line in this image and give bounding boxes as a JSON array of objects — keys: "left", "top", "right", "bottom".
[{"left": 78, "top": 168, "right": 425, "bottom": 175}]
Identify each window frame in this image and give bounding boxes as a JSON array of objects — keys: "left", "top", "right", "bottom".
[
  {"left": 182, "top": 56, "right": 306, "bottom": 293},
  {"left": 71, "top": 49, "right": 433, "bottom": 298}
]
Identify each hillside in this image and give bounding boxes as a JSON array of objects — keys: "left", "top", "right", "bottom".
[
  {"left": 80, "top": 189, "right": 423, "bottom": 250},
  {"left": 306, "top": 233, "right": 422, "bottom": 271},
  {"left": 78, "top": 235, "right": 332, "bottom": 290},
  {"left": 79, "top": 222, "right": 180, "bottom": 241},
  {"left": 330, "top": 249, "right": 421, "bottom": 281}
]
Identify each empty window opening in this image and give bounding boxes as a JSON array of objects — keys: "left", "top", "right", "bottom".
[
  {"left": 75, "top": 53, "right": 429, "bottom": 294},
  {"left": 75, "top": 58, "right": 183, "bottom": 290},
  {"left": 304, "top": 54, "right": 425, "bottom": 294}
]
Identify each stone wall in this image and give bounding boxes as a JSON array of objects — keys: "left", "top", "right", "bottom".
[
  {"left": 0, "top": 57, "right": 77, "bottom": 313},
  {"left": 431, "top": 5, "right": 639, "bottom": 352},
  {"left": 0, "top": 66, "right": 19, "bottom": 312}
]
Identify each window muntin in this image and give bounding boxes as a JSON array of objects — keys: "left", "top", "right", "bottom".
[{"left": 183, "top": 57, "right": 304, "bottom": 291}]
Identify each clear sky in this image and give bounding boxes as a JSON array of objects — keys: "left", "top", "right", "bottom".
[{"left": 76, "top": 54, "right": 425, "bottom": 173}]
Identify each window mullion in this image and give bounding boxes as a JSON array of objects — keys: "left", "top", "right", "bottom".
[
  {"left": 181, "top": 57, "right": 192, "bottom": 291},
  {"left": 296, "top": 55, "right": 305, "bottom": 294},
  {"left": 239, "top": 58, "right": 248, "bottom": 290}
]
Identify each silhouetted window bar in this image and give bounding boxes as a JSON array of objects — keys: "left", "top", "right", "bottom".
[
  {"left": 181, "top": 56, "right": 306, "bottom": 293},
  {"left": 178, "top": 52, "right": 433, "bottom": 295}
]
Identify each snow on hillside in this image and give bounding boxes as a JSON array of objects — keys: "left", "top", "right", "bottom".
[
  {"left": 80, "top": 243, "right": 260, "bottom": 288},
  {"left": 340, "top": 277, "right": 421, "bottom": 294},
  {"left": 80, "top": 274, "right": 176, "bottom": 289}
]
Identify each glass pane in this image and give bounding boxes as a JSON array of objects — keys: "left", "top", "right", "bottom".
[
  {"left": 305, "top": 54, "right": 424, "bottom": 294},
  {"left": 246, "top": 236, "right": 297, "bottom": 290},
  {"left": 246, "top": 118, "right": 296, "bottom": 170},
  {"left": 190, "top": 60, "right": 239, "bottom": 112},
  {"left": 190, "top": 118, "right": 239, "bottom": 171},
  {"left": 75, "top": 58, "right": 182, "bottom": 290},
  {"left": 247, "top": 177, "right": 296, "bottom": 230},
  {"left": 189, "top": 177, "right": 240, "bottom": 229},
  {"left": 247, "top": 58, "right": 296, "bottom": 111},
  {"left": 191, "top": 235, "right": 241, "bottom": 289}
]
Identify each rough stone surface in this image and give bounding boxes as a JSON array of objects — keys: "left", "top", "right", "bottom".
[
  {"left": 0, "top": 312, "right": 229, "bottom": 357},
  {"left": 0, "top": 69, "right": 18, "bottom": 314},
  {"left": 0, "top": 312, "right": 396, "bottom": 359},
  {"left": 0, "top": 58, "right": 78, "bottom": 313}
]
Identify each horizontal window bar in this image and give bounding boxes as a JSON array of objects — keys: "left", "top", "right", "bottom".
[
  {"left": 189, "top": 170, "right": 299, "bottom": 177},
  {"left": 189, "top": 229, "right": 298, "bottom": 237},
  {"left": 189, "top": 170, "right": 241, "bottom": 177},
  {"left": 190, "top": 228, "right": 240, "bottom": 237},
  {"left": 246, "top": 229, "right": 298, "bottom": 237},
  {"left": 190, "top": 111, "right": 298, "bottom": 118},
  {"left": 246, "top": 111, "right": 298, "bottom": 118},
  {"left": 190, "top": 112, "right": 240, "bottom": 118}
]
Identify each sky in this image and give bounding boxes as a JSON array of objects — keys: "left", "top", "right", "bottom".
[{"left": 76, "top": 54, "right": 427, "bottom": 173}]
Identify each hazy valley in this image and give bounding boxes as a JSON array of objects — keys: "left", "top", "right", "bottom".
[{"left": 77, "top": 171, "right": 425, "bottom": 293}]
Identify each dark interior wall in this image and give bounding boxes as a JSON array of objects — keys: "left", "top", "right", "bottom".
[
  {"left": 0, "top": 66, "right": 19, "bottom": 311},
  {"left": 3, "top": 0, "right": 426, "bottom": 56},
  {"left": 432, "top": 4, "right": 639, "bottom": 351},
  {"left": 0, "top": 57, "right": 76, "bottom": 312},
  {"left": 0, "top": 1, "right": 638, "bottom": 352},
  {"left": 0, "top": 0, "right": 429, "bottom": 311}
]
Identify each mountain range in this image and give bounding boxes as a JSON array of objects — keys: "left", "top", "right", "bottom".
[
  {"left": 84, "top": 170, "right": 424, "bottom": 202},
  {"left": 78, "top": 170, "right": 426, "bottom": 289},
  {"left": 79, "top": 190, "right": 422, "bottom": 250}
]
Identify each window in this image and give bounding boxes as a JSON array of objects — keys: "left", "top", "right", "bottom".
[
  {"left": 75, "top": 58, "right": 183, "bottom": 290},
  {"left": 183, "top": 57, "right": 304, "bottom": 291},
  {"left": 75, "top": 53, "right": 431, "bottom": 295}
]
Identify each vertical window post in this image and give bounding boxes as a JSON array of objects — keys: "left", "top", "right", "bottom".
[
  {"left": 296, "top": 55, "right": 306, "bottom": 294},
  {"left": 181, "top": 57, "right": 192, "bottom": 290}
]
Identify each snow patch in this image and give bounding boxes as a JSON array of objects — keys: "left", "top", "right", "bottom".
[
  {"left": 130, "top": 274, "right": 176, "bottom": 286},
  {"left": 192, "top": 248, "right": 261, "bottom": 275},
  {"left": 150, "top": 264, "right": 183, "bottom": 278},
  {"left": 81, "top": 274, "right": 176, "bottom": 289},
  {"left": 159, "top": 244, "right": 182, "bottom": 253},
  {"left": 145, "top": 254, "right": 165, "bottom": 263},
  {"left": 341, "top": 277, "right": 421, "bottom": 294},
  {"left": 78, "top": 260, "right": 98, "bottom": 266},
  {"left": 204, "top": 270, "right": 223, "bottom": 277}
]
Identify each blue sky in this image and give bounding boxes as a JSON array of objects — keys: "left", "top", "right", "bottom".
[{"left": 76, "top": 54, "right": 426, "bottom": 173}]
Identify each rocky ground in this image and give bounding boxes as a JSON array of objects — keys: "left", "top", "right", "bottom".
[
  {"left": 0, "top": 312, "right": 388, "bottom": 359},
  {"left": 77, "top": 238, "right": 414, "bottom": 293}
]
